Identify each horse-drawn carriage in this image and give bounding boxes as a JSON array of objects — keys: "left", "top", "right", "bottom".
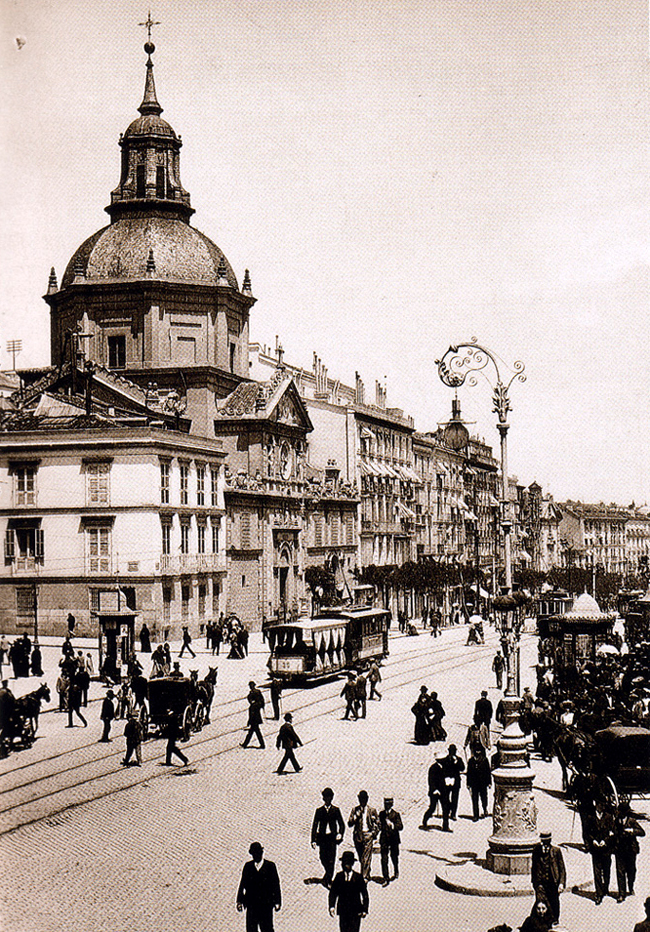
[
  {"left": 143, "top": 668, "right": 217, "bottom": 741},
  {"left": 0, "top": 683, "right": 50, "bottom": 756}
]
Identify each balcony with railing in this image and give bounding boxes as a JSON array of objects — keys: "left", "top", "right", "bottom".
[{"left": 158, "top": 553, "right": 226, "bottom": 575}]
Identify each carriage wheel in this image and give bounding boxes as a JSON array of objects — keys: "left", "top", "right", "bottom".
[
  {"left": 139, "top": 705, "right": 149, "bottom": 741},
  {"left": 194, "top": 703, "right": 205, "bottom": 731},
  {"left": 182, "top": 705, "right": 192, "bottom": 742}
]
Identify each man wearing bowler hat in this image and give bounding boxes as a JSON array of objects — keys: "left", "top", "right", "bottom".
[
  {"left": 236, "top": 842, "right": 281, "bottom": 932},
  {"left": 329, "top": 851, "right": 369, "bottom": 932},
  {"left": 531, "top": 830, "right": 566, "bottom": 925},
  {"left": 311, "top": 787, "right": 345, "bottom": 886}
]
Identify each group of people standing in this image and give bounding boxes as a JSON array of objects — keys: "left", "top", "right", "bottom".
[
  {"left": 1, "top": 633, "right": 42, "bottom": 679},
  {"left": 340, "top": 662, "right": 382, "bottom": 720},
  {"left": 411, "top": 684, "right": 447, "bottom": 744}
]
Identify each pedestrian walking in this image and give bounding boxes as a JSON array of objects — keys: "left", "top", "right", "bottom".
[
  {"left": 464, "top": 711, "right": 491, "bottom": 757},
  {"left": 205, "top": 621, "right": 213, "bottom": 651},
  {"left": 411, "top": 685, "right": 432, "bottom": 744},
  {"left": 0, "top": 679, "right": 16, "bottom": 746},
  {"left": 420, "top": 754, "right": 444, "bottom": 829},
  {"left": 99, "top": 689, "right": 115, "bottom": 742},
  {"left": 269, "top": 676, "right": 283, "bottom": 720},
  {"left": 367, "top": 661, "right": 382, "bottom": 700},
  {"left": 56, "top": 672, "right": 69, "bottom": 712},
  {"left": 430, "top": 609, "right": 441, "bottom": 637},
  {"left": 236, "top": 842, "right": 281, "bottom": 932},
  {"left": 378, "top": 797, "right": 403, "bottom": 886},
  {"left": 212, "top": 619, "right": 223, "bottom": 656},
  {"left": 122, "top": 711, "right": 143, "bottom": 766},
  {"left": 492, "top": 650, "right": 505, "bottom": 689},
  {"left": 614, "top": 800, "right": 645, "bottom": 902},
  {"left": 584, "top": 801, "right": 616, "bottom": 904},
  {"left": 466, "top": 746, "right": 492, "bottom": 821},
  {"left": 341, "top": 672, "right": 358, "bottom": 721},
  {"left": 67, "top": 613, "right": 76, "bottom": 636},
  {"left": 66, "top": 674, "right": 88, "bottom": 728},
  {"left": 178, "top": 625, "right": 196, "bottom": 659},
  {"left": 0, "top": 634, "right": 9, "bottom": 669},
  {"left": 275, "top": 712, "right": 302, "bottom": 774},
  {"left": 428, "top": 690, "right": 447, "bottom": 741},
  {"left": 85, "top": 653, "right": 94, "bottom": 676},
  {"left": 474, "top": 690, "right": 493, "bottom": 729},
  {"left": 139, "top": 623, "right": 151, "bottom": 653},
  {"left": 531, "top": 831, "right": 566, "bottom": 925},
  {"left": 354, "top": 671, "right": 367, "bottom": 719},
  {"left": 348, "top": 791, "right": 379, "bottom": 882},
  {"left": 242, "top": 681, "right": 266, "bottom": 748},
  {"left": 30, "top": 643, "right": 43, "bottom": 677},
  {"left": 311, "top": 787, "right": 345, "bottom": 886},
  {"left": 163, "top": 711, "right": 189, "bottom": 766},
  {"left": 328, "top": 851, "right": 368, "bottom": 932},
  {"left": 440, "top": 743, "right": 464, "bottom": 823}
]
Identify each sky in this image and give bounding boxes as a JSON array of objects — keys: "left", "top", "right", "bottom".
[{"left": 1, "top": 0, "right": 648, "bottom": 505}]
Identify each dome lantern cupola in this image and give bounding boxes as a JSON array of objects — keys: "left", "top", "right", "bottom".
[{"left": 106, "top": 41, "right": 193, "bottom": 223}]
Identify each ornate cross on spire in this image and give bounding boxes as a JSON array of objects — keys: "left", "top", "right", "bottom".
[{"left": 138, "top": 11, "right": 161, "bottom": 44}]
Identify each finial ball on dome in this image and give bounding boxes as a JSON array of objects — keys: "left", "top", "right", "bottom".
[{"left": 144, "top": 41, "right": 155, "bottom": 55}]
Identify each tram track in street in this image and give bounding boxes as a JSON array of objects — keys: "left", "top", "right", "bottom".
[{"left": 0, "top": 632, "right": 526, "bottom": 836}]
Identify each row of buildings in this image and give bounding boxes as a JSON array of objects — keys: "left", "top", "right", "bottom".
[{"left": 1, "top": 44, "right": 648, "bottom": 639}]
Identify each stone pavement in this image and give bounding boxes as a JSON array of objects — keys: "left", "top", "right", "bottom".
[{"left": 1, "top": 622, "right": 649, "bottom": 932}]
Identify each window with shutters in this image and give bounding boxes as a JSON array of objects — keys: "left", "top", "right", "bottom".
[
  {"left": 196, "top": 464, "right": 205, "bottom": 506},
  {"left": 331, "top": 513, "right": 340, "bottom": 545},
  {"left": 240, "top": 511, "right": 251, "bottom": 549},
  {"left": 346, "top": 513, "right": 354, "bottom": 545},
  {"left": 314, "top": 514, "right": 323, "bottom": 548},
  {"left": 180, "top": 462, "right": 189, "bottom": 505},
  {"left": 14, "top": 466, "right": 37, "bottom": 506},
  {"left": 86, "top": 462, "right": 110, "bottom": 505},
  {"left": 86, "top": 526, "right": 111, "bottom": 573},
  {"left": 160, "top": 460, "right": 170, "bottom": 504}
]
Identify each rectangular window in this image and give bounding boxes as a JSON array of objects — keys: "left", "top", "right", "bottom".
[
  {"left": 212, "top": 583, "right": 220, "bottom": 616},
  {"left": 211, "top": 467, "right": 219, "bottom": 506},
  {"left": 198, "top": 583, "right": 206, "bottom": 617},
  {"left": 181, "top": 584, "right": 190, "bottom": 619},
  {"left": 14, "top": 466, "right": 37, "bottom": 506},
  {"left": 196, "top": 465, "right": 205, "bottom": 506},
  {"left": 180, "top": 462, "right": 189, "bottom": 505},
  {"left": 107, "top": 335, "right": 126, "bottom": 369},
  {"left": 160, "top": 461, "right": 170, "bottom": 504},
  {"left": 162, "top": 585, "right": 172, "bottom": 622},
  {"left": 89, "top": 588, "right": 101, "bottom": 612},
  {"left": 156, "top": 165, "right": 166, "bottom": 199},
  {"left": 180, "top": 522, "right": 190, "bottom": 554},
  {"left": 197, "top": 523, "right": 206, "bottom": 554},
  {"left": 314, "top": 514, "right": 323, "bottom": 548},
  {"left": 212, "top": 518, "right": 220, "bottom": 553},
  {"left": 229, "top": 343, "right": 236, "bottom": 373},
  {"left": 162, "top": 523, "right": 171, "bottom": 555},
  {"left": 86, "top": 462, "right": 110, "bottom": 505},
  {"left": 87, "top": 526, "right": 111, "bottom": 573},
  {"left": 16, "top": 587, "right": 35, "bottom": 618}
]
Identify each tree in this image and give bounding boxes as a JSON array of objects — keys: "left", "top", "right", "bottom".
[{"left": 304, "top": 565, "right": 337, "bottom": 608}]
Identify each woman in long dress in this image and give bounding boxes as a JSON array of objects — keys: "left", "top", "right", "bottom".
[{"left": 411, "top": 686, "right": 432, "bottom": 745}]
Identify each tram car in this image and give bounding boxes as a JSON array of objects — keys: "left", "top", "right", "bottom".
[
  {"left": 622, "top": 590, "right": 650, "bottom": 648},
  {"left": 267, "top": 606, "right": 390, "bottom": 682},
  {"left": 535, "top": 589, "right": 573, "bottom": 640}
]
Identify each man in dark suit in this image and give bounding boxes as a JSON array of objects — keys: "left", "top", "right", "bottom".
[
  {"left": 311, "top": 787, "right": 345, "bottom": 886},
  {"left": 474, "top": 690, "right": 493, "bottom": 730},
  {"left": 440, "top": 743, "right": 465, "bottom": 824},
  {"left": 531, "top": 830, "right": 566, "bottom": 924},
  {"left": 242, "top": 681, "right": 266, "bottom": 748},
  {"left": 329, "top": 851, "right": 369, "bottom": 932},
  {"left": 379, "top": 797, "right": 403, "bottom": 886},
  {"left": 236, "top": 842, "right": 281, "bottom": 932}
]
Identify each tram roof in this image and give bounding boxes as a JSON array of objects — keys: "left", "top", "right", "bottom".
[{"left": 271, "top": 616, "right": 348, "bottom": 633}]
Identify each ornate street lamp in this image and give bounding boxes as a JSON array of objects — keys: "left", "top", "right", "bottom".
[{"left": 437, "top": 338, "right": 536, "bottom": 875}]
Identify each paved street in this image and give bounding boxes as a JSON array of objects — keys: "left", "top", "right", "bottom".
[{"left": 1, "top": 624, "right": 649, "bottom": 932}]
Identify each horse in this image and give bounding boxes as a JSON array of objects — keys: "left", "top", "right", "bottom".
[
  {"left": 14, "top": 682, "right": 51, "bottom": 734},
  {"left": 197, "top": 666, "right": 218, "bottom": 724}
]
